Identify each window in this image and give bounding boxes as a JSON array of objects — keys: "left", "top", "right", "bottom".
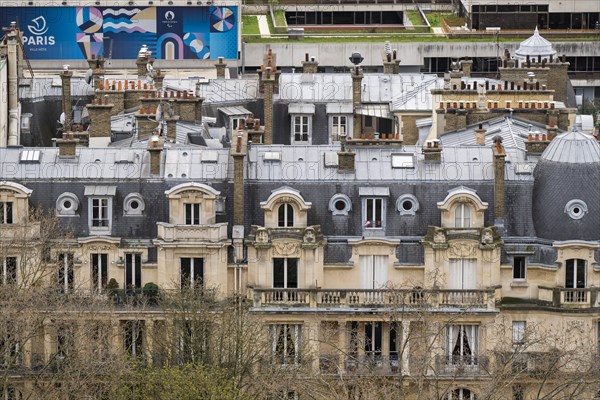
[
  {"left": 177, "top": 320, "right": 209, "bottom": 364},
  {"left": 329, "top": 194, "right": 352, "bottom": 216},
  {"left": 181, "top": 258, "right": 204, "bottom": 289},
  {"left": 512, "top": 321, "right": 526, "bottom": 345},
  {"left": 0, "top": 324, "right": 20, "bottom": 368},
  {"left": 56, "top": 193, "right": 79, "bottom": 216},
  {"left": 270, "top": 324, "right": 302, "bottom": 365},
  {"left": 364, "top": 321, "right": 382, "bottom": 361},
  {"left": 565, "top": 258, "right": 586, "bottom": 302},
  {"left": 513, "top": 256, "right": 526, "bottom": 280},
  {"left": 446, "top": 388, "right": 476, "bottom": 400},
  {"left": 123, "top": 193, "right": 145, "bottom": 216},
  {"left": 122, "top": 320, "right": 144, "bottom": 356},
  {"left": 360, "top": 255, "right": 388, "bottom": 289},
  {"left": 91, "top": 198, "right": 109, "bottom": 227},
  {"left": 57, "top": 253, "right": 74, "bottom": 293},
  {"left": 454, "top": 203, "right": 471, "bottom": 228},
  {"left": 396, "top": 194, "right": 419, "bottom": 216},
  {"left": 364, "top": 198, "right": 383, "bottom": 229},
  {"left": 564, "top": 199, "right": 588, "bottom": 220},
  {"left": 292, "top": 115, "right": 310, "bottom": 143},
  {"left": 0, "top": 202, "right": 13, "bottom": 224},
  {"left": 446, "top": 325, "right": 479, "bottom": 366},
  {"left": 185, "top": 203, "right": 200, "bottom": 225},
  {"left": 364, "top": 115, "right": 373, "bottom": 128},
  {"left": 278, "top": 204, "right": 294, "bottom": 227},
  {"left": 125, "top": 253, "right": 142, "bottom": 290},
  {"left": 331, "top": 115, "right": 347, "bottom": 142},
  {"left": 448, "top": 259, "right": 476, "bottom": 290},
  {"left": 1, "top": 257, "right": 16, "bottom": 285},
  {"left": 273, "top": 258, "right": 298, "bottom": 289},
  {"left": 56, "top": 323, "right": 74, "bottom": 363},
  {"left": 91, "top": 253, "right": 108, "bottom": 291}
]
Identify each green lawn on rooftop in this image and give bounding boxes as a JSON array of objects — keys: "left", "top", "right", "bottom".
[{"left": 242, "top": 15, "right": 261, "bottom": 35}]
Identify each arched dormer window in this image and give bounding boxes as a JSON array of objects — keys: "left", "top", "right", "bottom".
[
  {"left": 0, "top": 181, "right": 33, "bottom": 224},
  {"left": 437, "top": 186, "right": 488, "bottom": 229},
  {"left": 163, "top": 182, "right": 220, "bottom": 225},
  {"left": 261, "top": 187, "right": 312, "bottom": 229},
  {"left": 278, "top": 203, "right": 294, "bottom": 227},
  {"left": 454, "top": 203, "right": 471, "bottom": 228}
]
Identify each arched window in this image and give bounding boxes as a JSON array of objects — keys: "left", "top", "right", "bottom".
[
  {"left": 278, "top": 204, "right": 294, "bottom": 227},
  {"left": 454, "top": 204, "right": 471, "bottom": 228}
]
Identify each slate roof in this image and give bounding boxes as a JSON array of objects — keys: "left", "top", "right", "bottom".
[{"left": 540, "top": 128, "right": 600, "bottom": 164}]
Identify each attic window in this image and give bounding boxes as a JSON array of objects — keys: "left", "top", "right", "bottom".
[
  {"left": 329, "top": 194, "right": 352, "bottom": 216},
  {"left": 565, "top": 199, "right": 587, "bottom": 220},
  {"left": 201, "top": 151, "right": 219, "bottom": 163},
  {"left": 391, "top": 153, "right": 414, "bottom": 169},
  {"left": 264, "top": 152, "right": 281, "bottom": 162},
  {"left": 20, "top": 150, "right": 41, "bottom": 163},
  {"left": 396, "top": 194, "right": 419, "bottom": 216}
]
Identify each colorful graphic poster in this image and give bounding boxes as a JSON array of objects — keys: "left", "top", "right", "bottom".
[{"left": 0, "top": 6, "right": 238, "bottom": 60}]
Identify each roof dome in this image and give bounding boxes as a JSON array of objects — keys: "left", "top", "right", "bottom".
[
  {"left": 515, "top": 27, "right": 557, "bottom": 61},
  {"left": 540, "top": 128, "right": 600, "bottom": 163},
  {"left": 532, "top": 127, "right": 600, "bottom": 240}
]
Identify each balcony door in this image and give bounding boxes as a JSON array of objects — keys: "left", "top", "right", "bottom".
[
  {"left": 360, "top": 255, "right": 388, "bottom": 289},
  {"left": 565, "top": 259, "right": 586, "bottom": 289},
  {"left": 449, "top": 259, "right": 476, "bottom": 290}
]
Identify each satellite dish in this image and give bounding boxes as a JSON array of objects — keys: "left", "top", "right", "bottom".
[
  {"left": 84, "top": 68, "right": 93, "bottom": 85},
  {"left": 156, "top": 104, "right": 162, "bottom": 121},
  {"left": 59, "top": 112, "right": 65, "bottom": 126},
  {"left": 146, "top": 63, "right": 154, "bottom": 73}
]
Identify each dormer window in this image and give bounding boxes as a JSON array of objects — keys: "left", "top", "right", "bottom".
[
  {"left": 454, "top": 203, "right": 471, "bottom": 228},
  {"left": 278, "top": 204, "right": 294, "bottom": 227},
  {"left": 91, "top": 198, "right": 110, "bottom": 228},
  {"left": 293, "top": 115, "right": 310, "bottom": 143},
  {"left": 364, "top": 198, "right": 383, "bottom": 229},
  {"left": 0, "top": 202, "right": 13, "bottom": 224},
  {"left": 85, "top": 186, "right": 116, "bottom": 235},
  {"left": 185, "top": 203, "right": 201, "bottom": 225}
]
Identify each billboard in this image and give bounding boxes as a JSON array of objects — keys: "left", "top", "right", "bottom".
[{"left": 0, "top": 6, "right": 238, "bottom": 60}]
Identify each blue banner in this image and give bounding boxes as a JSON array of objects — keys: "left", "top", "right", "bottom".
[{"left": 0, "top": 6, "right": 238, "bottom": 60}]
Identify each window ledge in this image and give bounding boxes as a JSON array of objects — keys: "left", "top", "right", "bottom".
[
  {"left": 89, "top": 228, "right": 111, "bottom": 236},
  {"left": 510, "top": 281, "right": 529, "bottom": 288}
]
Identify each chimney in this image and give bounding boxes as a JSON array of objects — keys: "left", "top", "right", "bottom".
[
  {"left": 153, "top": 69, "right": 165, "bottom": 89},
  {"left": 493, "top": 136, "right": 506, "bottom": 230},
  {"left": 87, "top": 96, "right": 114, "bottom": 147},
  {"left": 136, "top": 45, "right": 153, "bottom": 78},
  {"left": 60, "top": 65, "right": 73, "bottom": 132},
  {"left": 215, "top": 56, "right": 227, "bottom": 79},
  {"left": 54, "top": 132, "right": 79, "bottom": 157},
  {"left": 449, "top": 60, "right": 463, "bottom": 89},
  {"left": 262, "top": 66, "right": 276, "bottom": 145},
  {"left": 86, "top": 54, "right": 106, "bottom": 89},
  {"left": 135, "top": 108, "right": 159, "bottom": 141},
  {"left": 351, "top": 66, "right": 364, "bottom": 139},
  {"left": 461, "top": 58, "right": 473, "bottom": 77},
  {"left": 302, "top": 53, "right": 319, "bottom": 74},
  {"left": 147, "top": 135, "right": 164, "bottom": 175},
  {"left": 423, "top": 140, "right": 442, "bottom": 163},
  {"left": 475, "top": 124, "right": 486, "bottom": 145},
  {"left": 230, "top": 131, "right": 247, "bottom": 225}
]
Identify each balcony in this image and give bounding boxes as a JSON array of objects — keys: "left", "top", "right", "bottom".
[
  {"left": 538, "top": 286, "right": 600, "bottom": 309},
  {"left": 0, "top": 222, "right": 41, "bottom": 241},
  {"left": 434, "top": 355, "right": 489, "bottom": 377},
  {"left": 344, "top": 355, "right": 400, "bottom": 376},
  {"left": 252, "top": 288, "right": 497, "bottom": 310},
  {"left": 156, "top": 222, "right": 228, "bottom": 243}
]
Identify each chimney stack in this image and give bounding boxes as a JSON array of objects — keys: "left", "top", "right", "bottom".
[
  {"left": 86, "top": 54, "right": 106, "bottom": 89},
  {"left": 147, "top": 135, "right": 164, "bottom": 175},
  {"left": 136, "top": 45, "right": 153, "bottom": 78},
  {"left": 87, "top": 96, "right": 114, "bottom": 147},
  {"left": 215, "top": 57, "right": 227, "bottom": 79},
  {"left": 262, "top": 66, "right": 276, "bottom": 145},
  {"left": 60, "top": 65, "right": 73, "bottom": 132},
  {"left": 230, "top": 131, "right": 248, "bottom": 225},
  {"left": 351, "top": 66, "right": 364, "bottom": 139},
  {"left": 54, "top": 132, "right": 79, "bottom": 157},
  {"left": 302, "top": 53, "right": 319, "bottom": 74},
  {"left": 461, "top": 58, "right": 473, "bottom": 77},
  {"left": 423, "top": 140, "right": 442, "bottom": 163},
  {"left": 153, "top": 69, "right": 165, "bottom": 89},
  {"left": 493, "top": 136, "right": 506, "bottom": 231},
  {"left": 475, "top": 123, "right": 486, "bottom": 145},
  {"left": 135, "top": 108, "right": 159, "bottom": 141}
]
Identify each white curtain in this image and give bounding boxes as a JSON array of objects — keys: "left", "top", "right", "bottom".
[
  {"left": 447, "top": 325, "right": 460, "bottom": 361},
  {"left": 360, "top": 255, "right": 388, "bottom": 289},
  {"left": 448, "top": 259, "right": 476, "bottom": 289},
  {"left": 465, "top": 325, "right": 478, "bottom": 363}
]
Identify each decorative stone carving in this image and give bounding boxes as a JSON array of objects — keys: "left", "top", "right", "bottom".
[
  {"left": 255, "top": 228, "right": 270, "bottom": 244},
  {"left": 434, "top": 229, "right": 446, "bottom": 244},
  {"left": 481, "top": 228, "right": 494, "bottom": 245},
  {"left": 303, "top": 227, "right": 315, "bottom": 244},
  {"left": 273, "top": 241, "right": 300, "bottom": 257}
]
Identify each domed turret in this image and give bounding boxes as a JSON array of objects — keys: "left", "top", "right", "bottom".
[
  {"left": 533, "top": 128, "right": 600, "bottom": 240},
  {"left": 515, "top": 27, "right": 557, "bottom": 62}
]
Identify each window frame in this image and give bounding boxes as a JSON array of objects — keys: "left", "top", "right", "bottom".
[
  {"left": 180, "top": 257, "right": 204, "bottom": 289},
  {"left": 291, "top": 115, "right": 311, "bottom": 144},
  {"left": 513, "top": 256, "right": 526, "bottom": 281},
  {"left": 91, "top": 253, "right": 109, "bottom": 291},
  {"left": 330, "top": 115, "right": 348, "bottom": 143},
  {"left": 270, "top": 323, "right": 302, "bottom": 366},
  {"left": 88, "top": 197, "right": 112, "bottom": 234},
  {"left": 0, "top": 202, "right": 13, "bottom": 224},
  {"left": 184, "top": 203, "right": 201, "bottom": 225},
  {"left": 57, "top": 253, "right": 74, "bottom": 293},
  {"left": 125, "top": 253, "right": 142, "bottom": 290},
  {"left": 277, "top": 203, "right": 295, "bottom": 227},
  {"left": 454, "top": 203, "right": 471, "bottom": 228},
  {"left": 1, "top": 257, "right": 17, "bottom": 286},
  {"left": 446, "top": 324, "right": 479, "bottom": 366},
  {"left": 512, "top": 321, "right": 526, "bottom": 345},
  {"left": 273, "top": 258, "right": 299, "bottom": 289},
  {"left": 122, "top": 320, "right": 145, "bottom": 356},
  {"left": 363, "top": 197, "right": 384, "bottom": 229}
]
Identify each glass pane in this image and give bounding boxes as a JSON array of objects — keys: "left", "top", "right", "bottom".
[
  {"left": 273, "top": 259, "right": 285, "bottom": 288},
  {"left": 287, "top": 258, "right": 298, "bottom": 288}
]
